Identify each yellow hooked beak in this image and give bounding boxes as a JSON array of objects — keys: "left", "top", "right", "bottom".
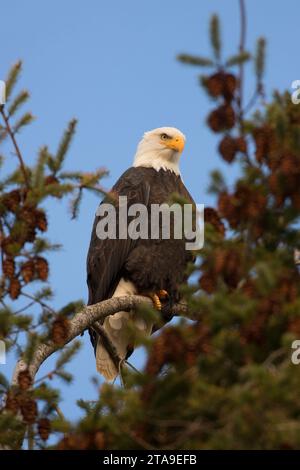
[{"left": 163, "top": 134, "right": 185, "bottom": 153}]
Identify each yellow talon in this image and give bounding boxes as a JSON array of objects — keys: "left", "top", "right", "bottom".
[{"left": 150, "top": 293, "right": 162, "bottom": 311}]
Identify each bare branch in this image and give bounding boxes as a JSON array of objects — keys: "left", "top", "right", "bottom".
[{"left": 11, "top": 295, "right": 190, "bottom": 385}]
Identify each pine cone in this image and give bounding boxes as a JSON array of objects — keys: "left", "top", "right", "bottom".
[
  {"left": 235, "top": 136, "right": 247, "bottom": 153},
  {"left": 199, "top": 271, "right": 216, "bottom": 294},
  {"left": 2, "top": 190, "right": 21, "bottom": 212},
  {"left": 2, "top": 256, "right": 15, "bottom": 279},
  {"left": 51, "top": 316, "right": 70, "bottom": 345},
  {"left": 146, "top": 335, "right": 166, "bottom": 375},
  {"left": 5, "top": 392, "right": 20, "bottom": 414},
  {"left": 214, "top": 248, "right": 227, "bottom": 274},
  {"left": 21, "top": 260, "right": 35, "bottom": 283},
  {"left": 253, "top": 125, "right": 278, "bottom": 165},
  {"left": 9, "top": 277, "right": 21, "bottom": 300},
  {"left": 17, "top": 369, "right": 33, "bottom": 391},
  {"left": 222, "top": 73, "right": 238, "bottom": 101},
  {"left": 204, "top": 207, "right": 225, "bottom": 236},
  {"left": 205, "top": 72, "right": 237, "bottom": 101},
  {"left": 206, "top": 72, "right": 224, "bottom": 97},
  {"left": 218, "top": 192, "right": 239, "bottom": 228},
  {"left": 20, "top": 397, "right": 38, "bottom": 424},
  {"left": 37, "top": 418, "right": 51, "bottom": 441},
  {"left": 19, "top": 206, "right": 36, "bottom": 226},
  {"left": 222, "top": 250, "right": 241, "bottom": 288},
  {"left": 207, "top": 104, "right": 235, "bottom": 133},
  {"left": 35, "top": 257, "right": 49, "bottom": 281},
  {"left": 35, "top": 209, "right": 48, "bottom": 232},
  {"left": 218, "top": 135, "right": 237, "bottom": 163}
]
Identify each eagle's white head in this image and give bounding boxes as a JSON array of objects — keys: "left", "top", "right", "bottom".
[{"left": 133, "top": 126, "right": 186, "bottom": 176}]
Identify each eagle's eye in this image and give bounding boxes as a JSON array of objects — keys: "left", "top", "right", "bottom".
[{"left": 160, "top": 133, "right": 170, "bottom": 140}]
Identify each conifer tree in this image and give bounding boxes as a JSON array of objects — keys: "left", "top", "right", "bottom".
[{"left": 2, "top": 1, "right": 300, "bottom": 450}]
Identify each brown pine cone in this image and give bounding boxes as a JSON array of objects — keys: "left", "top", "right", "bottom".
[
  {"left": 2, "top": 190, "right": 21, "bottom": 212},
  {"left": 218, "top": 192, "right": 239, "bottom": 228},
  {"left": 206, "top": 72, "right": 224, "bottom": 97},
  {"left": 20, "top": 397, "right": 38, "bottom": 424},
  {"left": 21, "top": 260, "right": 35, "bottom": 283},
  {"left": 204, "top": 207, "right": 225, "bottom": 236},
  {"left": 2, "top": 256, "right": 15, "bottom": 279},
  {"left": 253, "top": 125, "right": 278, "bottom": 165},
  {"left": 35, "top": 257, "right": 49, "bottom": 281},
  {"left": 51, "top": 316, "right": 70, "bottom": 345},
  {"left": 218, "top": 135, "right": 237, "bottom": 163},
  {"left": 223, "top": 250, "right": 242, "bottom": 288},
  {"left": 222, "top": 73, "right": 238, "bottom": 101},
  {"left": 18, "top": 369, "right": 33, "bottom": 391},
  {"left": 214, "top": 248, "right": 227, "bottom": 274},
  {"left": 235, "top": 136, "right": 247, "bottom": 153},
  {"left": 207, "top": 105, "right": 235, "bottom": 133},
  {"left": 199, "top": 271, "right": 216, "bottom": 294},
  {"left": 9, "top": 277, "right": 21, "bottom": 300},
  {"left": 35, "top": 209, "right": 48, "bottom": 232},
  {"left": 19, "top": 206, "right": 36, "bottom": 226},
  {"left": 205, "top": 72, "right": 237, "bottom": 101},
  {"left": 5, "top": 392, "right": 20, "bottom": 414},
  {"left": 37, "top": 418, "right": 51, "bottom": 441}
]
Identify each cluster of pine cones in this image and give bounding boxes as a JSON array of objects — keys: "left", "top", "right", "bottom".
[
  {"left": 5, "top": 369, "right": 51, "bottom": 441},
  {"left": 205, "top": 72, "right": 237, "bottom": 133},
  {"left": 144, "top": 324, "right": 211, "bottom": 380},
  {"left": 0, "top": 189, "right": 49, "bottom": 299}
]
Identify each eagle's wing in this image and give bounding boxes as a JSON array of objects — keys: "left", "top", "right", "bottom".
[{"left": 86, "top": 168, "right": 150, "bottom": 338}]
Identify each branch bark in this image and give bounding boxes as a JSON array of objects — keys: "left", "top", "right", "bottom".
[{"left": 11, "top": 295, "right": 190, "bottom": 385}]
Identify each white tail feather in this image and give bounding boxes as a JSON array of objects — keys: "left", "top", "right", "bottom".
[{"left": 95, "top": 279, "right": 152, "bottom": 381}]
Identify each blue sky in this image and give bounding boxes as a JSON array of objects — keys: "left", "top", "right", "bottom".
[{"left": 1, "top": 0, "right": 299, "bottom": 422}]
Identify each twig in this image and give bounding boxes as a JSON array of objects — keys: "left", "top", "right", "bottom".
[
  {"left": 21, "top": 291, "right": 56, "bottom": 314},
  {"left": 0, "top": 106, "right": 30, "bottom": 187},
  {"left": 237, "top": 0, "right": 246, "bottom": 125}
]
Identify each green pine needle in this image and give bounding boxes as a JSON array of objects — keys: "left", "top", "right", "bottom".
[
  {"left": 255, "top": 37, "right": 266, "bottom": 81},
  {"left": 177, "top": 54, "right": 214, "bottom": 67},
  {"left": 7, "top": 90, "right": 30, "bottom": 117},
  {"left": 5, "top": 61, "right": 22, "bottom": 101},
  {"left": 210, "top": 14, "right": 221, "bottom": 61}
]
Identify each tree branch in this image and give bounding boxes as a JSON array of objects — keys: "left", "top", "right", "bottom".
[
  {"left": 11, "top": 295, "right": 190, "bottom": 385},
  {"left": 237, "top": 0, "right": 246, "bottom": 125}
]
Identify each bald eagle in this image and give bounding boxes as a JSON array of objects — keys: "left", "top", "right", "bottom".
[{"left": 87, "top": 127, "right": 196, "bottom": 380}]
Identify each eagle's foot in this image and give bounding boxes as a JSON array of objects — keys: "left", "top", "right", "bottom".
[
  {"left": 150, "top": 293, "right": 162, "bottom": 311},
  {"left": 149, "top": 290, "right": 169, "bottom": 311}
]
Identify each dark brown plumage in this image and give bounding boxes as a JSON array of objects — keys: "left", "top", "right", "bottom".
[{"left": 87, "top": 167, "right": 195, "bottom": 352}]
